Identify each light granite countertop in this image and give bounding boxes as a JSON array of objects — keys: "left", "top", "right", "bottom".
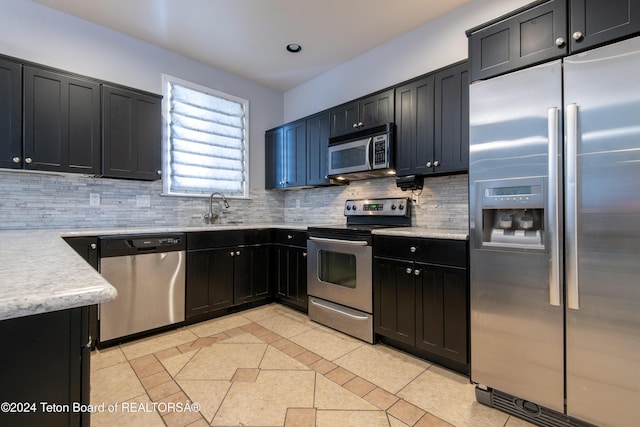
[{"left": 0, "top": 223, "right": 466, "bottom": 322}]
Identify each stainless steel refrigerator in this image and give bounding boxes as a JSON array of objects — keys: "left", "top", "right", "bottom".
[{"left": 469, "top": 36, "right": 640, "bottom": 427}]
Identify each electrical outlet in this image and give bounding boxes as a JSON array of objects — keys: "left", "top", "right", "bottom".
[
  {"left": 89, "top": 193, "right": 100, "bottom": 207},
  {"left": 412, "top": 195, "right": 420, "bottom": 206}
]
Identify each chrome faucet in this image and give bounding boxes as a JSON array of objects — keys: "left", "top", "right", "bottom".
[{"left": 204, "top": 192, "right": 230, "bottom": 224}]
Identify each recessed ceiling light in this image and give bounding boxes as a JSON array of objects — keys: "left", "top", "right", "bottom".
[{"left": 286, "top": 43, "right": 302, "bottom": 53}]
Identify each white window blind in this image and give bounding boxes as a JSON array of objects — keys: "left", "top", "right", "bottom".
[{"left": 163, "top": 76, "right": 248, "bottom": 197}]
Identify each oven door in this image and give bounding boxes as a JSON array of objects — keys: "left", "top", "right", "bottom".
[{"left": 307, "top": 236, "right": 372, "bottom": 313}]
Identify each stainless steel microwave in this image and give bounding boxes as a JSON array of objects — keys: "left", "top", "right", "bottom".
[{"left": 327, "top": 123, "right": 395, "bottom": 180}]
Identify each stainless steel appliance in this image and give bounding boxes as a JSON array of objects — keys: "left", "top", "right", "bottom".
[
  {"left": 308, "top": 197, "right": 410, "bottom": 343},
  {"left": 327, "top": 123, "right": 395, "bottom": 180},
  {"left": 99, "top": 234, "right": 186, "bottom": 345},
  {"left": 469, "top": 36, "right": 640, "bottom": 426}
]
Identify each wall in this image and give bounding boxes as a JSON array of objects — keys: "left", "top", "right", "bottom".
[
  {"left": 283, "top": 0, "right": 530, "bottom": 122},
  {"left": 0, "top": 0, "right": 286, "bottom": 230}
]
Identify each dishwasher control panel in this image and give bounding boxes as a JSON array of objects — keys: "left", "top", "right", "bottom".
[{"left": 99, "top": 233, "right": 186, "bottom": 257}]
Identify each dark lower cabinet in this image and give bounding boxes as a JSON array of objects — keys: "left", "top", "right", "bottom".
[
  {"left": 374, "top": 236, "right": 469, "bottom": 375},
  {"left": 102, "top": 85, "right": 162, "bottom": 180},
  {"left": 272, "top": 230, "right": 308, "bottom": 311},
  {"left": 186, "top": 231, "right": 271, "bottom": 322},
  {"left": 0, "top": 307, "right": 90, "bottom": 427}
]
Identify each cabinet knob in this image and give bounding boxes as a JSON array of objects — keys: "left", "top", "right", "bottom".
[
  {"left": 555, "top": 37, "right": 565, "bottom": 47},
  {"left": 303, "top": 252, "right": 307, "bottom": 257},
  {"left": 405, "top": 267, "right": 413, "bottom": 275},
  {"left": 572, "top": 31, "right": 583, "bottom": 41},
  {"left": 410, "top": 246, "right": 417, "bottom": 253},
  {"left": 414, "top": 269, "right": 421, "bottom": 276},
  {"left": 426, "top": 161, "right": 432, "bottom": 168},
  {"left": 433, "top": 160, "right": 440, "bottom": 167},
  {"left": 230, "top": 251, "right": 235, "bottom": 257},
  {"left": 156, "top": 170, "right": 162, "bottom": 175},
  {"left": 90, "top": 243, "right": 97, "bottom": 250},
  {"left": 236, "top": 250, "right": 241, "bottom": 256},
  {"left": 358, "top": 122, "right": 363, "bottom": 127},
  {"left": 352, "top": 123, "right": 359, "bottom": 128},
  {"left": 25, "top": 157, "right": 33, "bottom": 164},
  {"left": 287, "top": 234, "right": 293, "bottom": 239},
  {"left": 12, "top": 156, "right": 21, "bottom": 164}
]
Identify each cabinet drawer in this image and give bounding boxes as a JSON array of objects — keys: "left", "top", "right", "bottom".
[
  {"left": 374, "top": 236, "right": 467, "bottom": 267},
  {"left": 187, "top": 229, "right": 271, "bottom": 250},
  {"left": 272, "top": 229, "right": 308, "bottom": 247}
]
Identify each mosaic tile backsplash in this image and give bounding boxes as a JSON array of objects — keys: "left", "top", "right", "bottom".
[{"left": 0, "top": 170, "right": 468, "bottom": 231}]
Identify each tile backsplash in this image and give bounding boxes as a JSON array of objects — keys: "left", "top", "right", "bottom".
[{"left": 0, "top": 170, "right": 468, "bottom": 231}]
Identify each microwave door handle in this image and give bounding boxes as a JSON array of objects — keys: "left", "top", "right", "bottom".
[{"left": 366, "top": 137, "right": 373, "bottom": 170}]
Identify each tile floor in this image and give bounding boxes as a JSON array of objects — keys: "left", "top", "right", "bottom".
[{"left": 90, "top": 303, "right": 533, "bottom": 427}]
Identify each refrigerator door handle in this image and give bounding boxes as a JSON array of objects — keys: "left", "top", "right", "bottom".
[
  {"left": 566, "top": 103, "right": 580, "bottom": 310},
  {"left": 548, "top": 107, "right": 561, "bottom": 307}
]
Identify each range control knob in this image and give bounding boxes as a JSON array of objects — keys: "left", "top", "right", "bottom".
[
  {"left": 399, "top": 203, "right": 404, "bottom": 210},
  {"left": 391, "top": 204, "right": 397, "bottom": 210},
  {"left": 352, "top": 205, "right": 357, "bottom": 211},
  {"left": 346, "top": 205, "right": 351, "bottom": 210}
]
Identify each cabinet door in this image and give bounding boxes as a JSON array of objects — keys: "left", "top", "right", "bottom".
[
  {"left": 293, "top": 247, "right": 308, "bottom": 308},
  {"left": 274, "top": 244, "right": 307, "bottom": 310},
  {"left": 265, "top": 127, "right": 283, "bottom": 189},
  {"left": 102, "top": 85, "right": 162, "bottom": 180},
  {"left": 374, "top": 257, "right": 415, "bottom": 346},
  {"left": 23, "top": 66, "right": 101, "bottom": 174},
  {"left": 330, "top": 101, "right": 359, "bottom": 137},
  {"left": 306, "top": 110, "right": 331, "bottom": 186},
  {"left": 468, "top": 0, "right": 567, "bottom": 82},
  {"left": 359, "top": 88, "right": 395, "bottom": 130},
  {"left": 186, "top": 249, "right": 234, "bottom": 318},
  {"left": 282, "top": 120, "right": 307, "bottom": 187},
  {"left": 415, "top": 264, "right": 468, "bottom": 366},
  {"left": 234, "top": 245, "right": 270, "bottom": 304},
  {"left": 570, "top": 0, "right": 640, "bottom": 52},
  {"left": 394, "top": 75, "right": 435, "bottom": 176},
  {"left": 434, "top": 62, "right": 469, "bottom": 174},
  {"left": 0, "top": 58, "right": 22, "bottom": 170}
]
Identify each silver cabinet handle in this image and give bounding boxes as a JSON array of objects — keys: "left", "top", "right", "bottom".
[
  {"left": 302, "top": 252, "right": 307, "bottom": 257},
  {"left": 555, "top": 37, "right": 565, "bottom": 46},
  {"left": 230, "top": 251, "right": 235, "bottom": 257},
  {"left": 352, "top": 123, "right": 359, "bottom": 128},
  {"left": 414, "top": 269, "right": 421, "bottom": 276},
  {"left": 25, "top": 157, "right": 33, "bottom": 164},
  {"left": 548, "top": 107, "right": 561, "bottom": 307},
  {"left": 358, "top": 122, "right": 363, "bottom": 127},
  {"left": 433, "top": 160, "right": 440, "bottom": 167},
  {"left": 426, "top": 161, "right": 432, "bottom": 167},
  {"left": 566, "top": 103, "right": 580, "bottom": 310},
  {"left": 156, "top": 170, "right": 162, "bottom": 175},
  {"left": 405, "top": 267, "right": 413, "bottom": 274},
  {"left": 90, "top": 243, "right": 97, "bottom": 250},
  {"left": 236, "top": 251, "right": 240, "bottom": 256},
  {"left": 287, "top": 234, "right": 293, "bottom": 239},
  {"left": 572, "top": 31, "right": 583, "bottom": 41},
  {"left": 12, "top": 156, "right": 21, "bottom": 164},
  {"left": 410, "top": 246, "right": 417, "bottom": 253}
]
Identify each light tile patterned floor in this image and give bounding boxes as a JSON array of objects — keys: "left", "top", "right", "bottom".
[{"left": 90, "top": 303, "right": 534, "bottom": 427}]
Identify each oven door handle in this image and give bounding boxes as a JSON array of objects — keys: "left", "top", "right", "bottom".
[
  {"left": 308, "top": 236, "right": 369, "bottom": 246},
  {"left": 309, "top": 299, "right": 370, "bottom": 320}
]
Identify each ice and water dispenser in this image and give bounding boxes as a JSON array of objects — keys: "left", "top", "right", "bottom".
[{"left": 478, "top": 178, "right": 545, "bottom": 250}]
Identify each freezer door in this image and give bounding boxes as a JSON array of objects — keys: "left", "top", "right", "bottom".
[
  {"left": 564, "top": 36, "right": 640, "bottom": 426},
  {"left": 469, "top": 60, "right": 565, "bottom": 412}
]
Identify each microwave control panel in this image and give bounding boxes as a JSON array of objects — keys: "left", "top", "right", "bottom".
[{"left": 372, "top": 135, "right": 389, "bottom": 168}]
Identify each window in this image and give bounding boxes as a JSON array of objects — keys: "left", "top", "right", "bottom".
[{"left": 162, "top": 75, "right": 249, "bottom": 197}]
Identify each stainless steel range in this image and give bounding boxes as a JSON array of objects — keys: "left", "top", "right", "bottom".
[{"left": 307, "top": 198, "right": 411, "bottom": 343}]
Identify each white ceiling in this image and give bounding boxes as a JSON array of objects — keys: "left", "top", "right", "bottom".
[{"left": 32, "top": 0, "right": 472, "bottom": 91}]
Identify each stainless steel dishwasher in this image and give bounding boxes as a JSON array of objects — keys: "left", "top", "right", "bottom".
[{"left": 98, "top": 233, "right": 186, "bottom": 345}]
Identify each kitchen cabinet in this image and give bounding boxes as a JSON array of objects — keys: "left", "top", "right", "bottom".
[
  {"left": 272, "top": 229, "right": 308, "bottom": 311},
  {"left": 468, "top": 0, "right": 640, "bottom": 82},
  {"left": 23, "top": 66, "right": 101, "bottom": 174},
  {"left": 394, "top": 61, "right": 469, "bottom": 177},
  {"left": 374, "top": 236, "right": 469, "bottom": 374},
  {"left": 102, "top": 85, "right": 162, "bottom": 180},
  {"left": 330, "top": 88, "right": 394, "bottom": 137},
  {"left": 305, "top": 110, "right": 331, "bottom": 186},
  {"left": 64, "top": 236, "right": 99, "bottom": 349},
  {"left": 186, "top": 230, "right": 271, "bottom": 322},
  {"left": 0, "top": 307, "right": 90, "bottom": 427},
  {"left": 0, "top": 57, "right": 22, "bottom": 170},
  {"left": 265, "top": 120, "right": 306, "bottom": 189}
]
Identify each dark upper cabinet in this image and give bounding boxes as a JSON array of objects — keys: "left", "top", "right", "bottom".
[
  {"left": 330, "top": 89, "right": 394, "bottom": 137},
  {"left": 395, "top": 61, "right": 469, "bottom": 177},
  {"left": 569, "top": 0, "right": 640, "bottom": 52},
  {"left": 0, "top": 58, "right": 22, "bottom": 170},
  {"left": 306, "top": 110, "right": 331, "bottom": 186},
  {"left": 468, "top": 0, "right": 567, "bottom": 82},
  {"left": 23, "top": 66, "right": 101, "bottom": 174},
  {"left": 395, "top": 74, "right": 435, "bottom": 177},
  {"left": 468, "top": 0, "right": 640, "bottom": 82},
  {"left": 265, "top": 119, "right": 307, "bottom": 189},
  {"left": 102, "top": 85, "right": 162, "bottom": 180},
  {"left": 434, "top": 62, "right": 469, "bottom": 174}
]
